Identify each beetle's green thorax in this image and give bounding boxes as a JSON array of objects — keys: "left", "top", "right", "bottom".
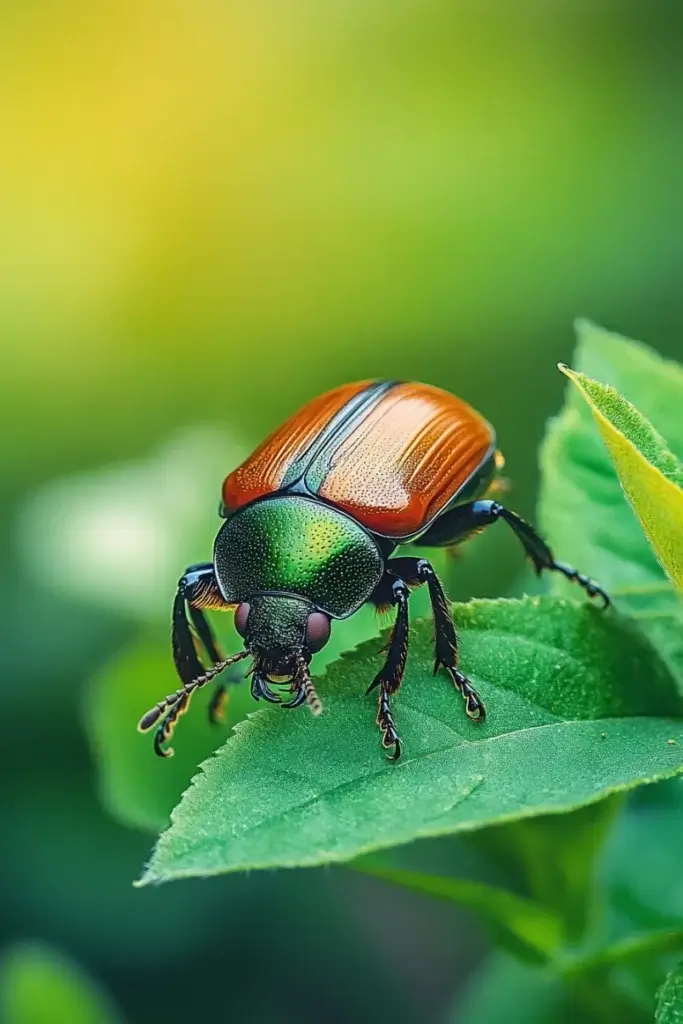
[{"left": 213, "top": 494, "right": 384, "bottom": 617}]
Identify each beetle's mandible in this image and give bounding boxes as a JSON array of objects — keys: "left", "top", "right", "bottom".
[{"left": 138, "top": 379, "right": 609, "bottom": 760}]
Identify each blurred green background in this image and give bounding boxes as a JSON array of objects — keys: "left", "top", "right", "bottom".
[{"left": 3, "top": 2, "right": 683, "bottom": 1021}]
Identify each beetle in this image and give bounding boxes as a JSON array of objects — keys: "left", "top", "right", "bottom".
[{"left": 138, "top": 379, "right": 608, "bottom": 760}]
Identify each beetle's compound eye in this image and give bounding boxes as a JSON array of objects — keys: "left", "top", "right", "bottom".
[
  {"left": 234, "top": 602, "right": 250, "bottom": 638},
  {"left": 305, "top": 611, "right": 331, "bottom": 653}
]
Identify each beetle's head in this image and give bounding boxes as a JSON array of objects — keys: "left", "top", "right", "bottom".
[{"left": 234, "top": 594, "right": 331, "bottom": 707}]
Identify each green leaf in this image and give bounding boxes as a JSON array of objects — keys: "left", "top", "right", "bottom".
[
  {"left": 457, "top": 944, "right": 666, "bottom": 1024},
  {"left": 454, "top": 954, "right": 581, "bottom": 1024},
  {"left": 657, "top": 961, "right": 683, "bottom": 1023},
  {"left": 569, "top": 930, "right": 683, "bottom": 979},
  {"left": 601, "top": 778, "right": 683, "bottom": 944},
  {"left": 456, "top": 953, "right": 651, "bottom": 1024},
  {"left": 540, "top": 320, "right": 683, "bottom": 594},
  {"left": 86, "top": 605, "right": 382, "bottom": 833},
  {"left": 138, "top": 596, "right": 683, "bottom": 883},
  {"left": 469, "top": 796, "right": 623, "bottom": 942},
  {"left": 570, "top": 322, "right": 683, "bottom": 458},
  {"left": 351, "top": 861, "right": 562, "bottom": 963},
  {"left": 0, "top": 944, "right": 121, "bottom": 1024},
  {"left": 559, "top": 364, "right": 683, "bottom": 590}
]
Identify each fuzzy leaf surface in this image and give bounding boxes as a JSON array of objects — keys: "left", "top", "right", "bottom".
[{"left": 139, "top": 597, "right": 683, "bottom": 883}]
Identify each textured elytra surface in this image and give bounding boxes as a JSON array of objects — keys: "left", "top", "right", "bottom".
[
  {"left": 221, "top": 380, "right": 371, "bottom": 510},
  {"left": 313, "top": 381, "right": 493, "bottom": 536},
  {"left": 139, "top": 596, "right": 683, "bottom": 883},
  {"left": 223, "top": 379, "right": 494, "bottom": 538}
]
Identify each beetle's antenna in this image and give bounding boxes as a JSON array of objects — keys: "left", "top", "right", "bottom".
[
  {"left": 296, "top": 652, "right": 323, "bottom": 716},
  {"left": 137, "top": 650, "right": 249, "bottom": 733}
]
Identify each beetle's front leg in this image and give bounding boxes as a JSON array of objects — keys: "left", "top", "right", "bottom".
[
  {"left": 172, "top": 563, "right": 226, "bottom": 684},
  {"left": 139, "top": 563, "right": 244, "bottom": 757},
  {"left": 367, "top": 576, "right": 410, "bottom": 760}
]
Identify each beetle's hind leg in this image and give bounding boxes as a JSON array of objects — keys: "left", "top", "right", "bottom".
[
  {"left": 414, "top": 500, "right": 609, "bottom": 607},
  {"left": 367, "top": 576, "right": 411, "bottom": 760}
]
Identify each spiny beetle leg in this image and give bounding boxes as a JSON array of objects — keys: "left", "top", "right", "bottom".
[
  {"left": 551, "top": 561, "right": 610, "bottom": 609},
  {"left": 413, "top": 500, "right": 609, "bottom": 608},
  {"left": 367, "top": 577, "right": 410, "bottom": 760},
  {"left": 384, "top": 556, "right": 487, "bottom": 725},
  {"left": 415, "top": 559, "right": 487, "bottom": 723}
]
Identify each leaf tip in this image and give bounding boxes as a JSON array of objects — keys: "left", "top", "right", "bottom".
[{"left": 558, "top": 362, "right": 580, "bottom": 386}]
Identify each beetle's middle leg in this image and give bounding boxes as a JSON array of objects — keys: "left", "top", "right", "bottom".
[
  {"left": 367, "top": 576, "right": 411, "bottom": 760},
  {"left": 381, "top": 557, "right": 486, "bottom": 723}
]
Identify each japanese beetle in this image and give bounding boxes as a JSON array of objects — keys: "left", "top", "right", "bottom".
[{"left": 138, "top": 380, "right": 608, "bottom": 760}]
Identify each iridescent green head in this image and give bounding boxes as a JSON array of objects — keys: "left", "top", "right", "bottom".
[{"left": 213, "top": 494, "right": 384, "bottom": 690}]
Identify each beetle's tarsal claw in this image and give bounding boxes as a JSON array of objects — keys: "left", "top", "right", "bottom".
[
  {"left": 384, "top": 737, "right": 402, "bottom": 761},
  {"left": 282, "top": 686, "right": 307, "bottom": 709},
  {"left": 552, "top": 561, "right": 610, "bottom": 608},
  {"left": 446, "top": 666, "right": 486, "bottom": 723}
]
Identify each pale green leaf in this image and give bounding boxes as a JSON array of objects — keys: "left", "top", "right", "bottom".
[
  {"left": 0, "top": 944, "right": 121, "bottom": 1024},
  {"left": 657, "top": 961, "right": 683, "bottom": 1023},
  {"left": 138, "top": 596, "right": 683, "bottom": 883},
  {"left": 560, "top": 364, "right": 683, "bottom": 590},
  {"left": 540, "top": 320, "right": 683, "bottom": 594}
]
